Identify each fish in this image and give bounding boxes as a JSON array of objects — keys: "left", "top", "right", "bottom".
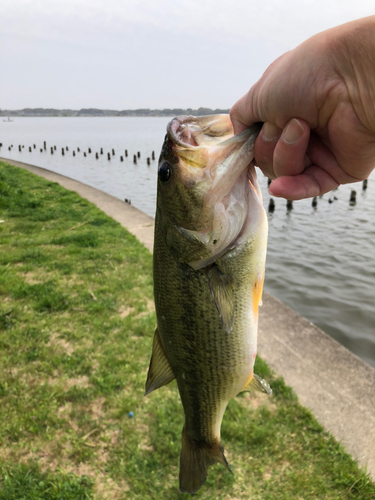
[{"left": 145, "top": 114, "right": 271, "bottom": 494}]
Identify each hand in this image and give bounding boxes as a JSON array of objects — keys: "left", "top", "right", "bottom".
[{"left": 230, "top": 17, "right": 375, "bottom": 200}]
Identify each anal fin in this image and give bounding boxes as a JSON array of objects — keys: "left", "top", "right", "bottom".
[
  {"left": 145, "top": 327, "right": 175, "bottom": 396},
  {"left": 240, "top": 372, "right": 272, "bottom": 396}
]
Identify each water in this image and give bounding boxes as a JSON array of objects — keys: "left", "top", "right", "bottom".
[{"left": 1, "top": 117, "right": 374, "bottom": 368}]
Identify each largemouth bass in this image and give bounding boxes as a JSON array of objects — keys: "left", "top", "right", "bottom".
[{"left": 145, "top": 114, "right": 271, "bottom": 493}]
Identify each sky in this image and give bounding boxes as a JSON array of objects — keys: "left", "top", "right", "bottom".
[{"left": 0, "top": 0, "right": 374, "bottom": 110}]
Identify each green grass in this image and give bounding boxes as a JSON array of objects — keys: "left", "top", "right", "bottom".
[{"left": 0, "top": 160, "right": 374, "bottom": 499}]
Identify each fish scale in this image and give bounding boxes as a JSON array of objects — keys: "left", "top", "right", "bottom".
[{"left": 145, "top": 115, "right": 271, "bottom": 494}]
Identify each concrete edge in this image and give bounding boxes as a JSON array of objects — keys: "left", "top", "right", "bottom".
[{"left": 2, "top": 157, "right": 374, "bottom": 479}]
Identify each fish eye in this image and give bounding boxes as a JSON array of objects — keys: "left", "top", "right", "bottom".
[{"left": 158, "top": 162, "right": 172, "bottom": 183}]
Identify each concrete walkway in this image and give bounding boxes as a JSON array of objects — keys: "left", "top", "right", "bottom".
[{"left": 2, "top": 157, "right": 375, "bottom": 479}]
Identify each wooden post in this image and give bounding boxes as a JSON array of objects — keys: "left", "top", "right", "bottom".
[
  {"left": 84, "top": 152, "right": 87, "bottom": 157},
  {"left": 268, "top": 198, "right": 275, "bottom": 213},
  {"left": 286, "top": 200, "right": 293, "bottom": 210},
  {"left": 312, "top": 197, "right": 317, "bottom": 207},
  {"left": 51, "top": 147, "right": 54, "bottom": 154},
  {"left": 33, "top": 144, "right": 36, "bottom": 149},
  {"left": 44, "top": 141, "right": 46, "bottom": 149},
  {"left": 100, "top": 148, "right": 103, "bottom": 155},
  {"left": 77, "top": 147, "right": 80, "bottom": 152},
  {"left": 363, "top": 179, "right": 368, "bottom": 190},
  {"left": 147, "top": 157, "right": 150, "bottom": 165},
  {"left": 95, "top": 153, "right": 99, "bottom": 159},
  {"left": 137, "top": 152, "right": 140, "bottom": 158},
  {"left": 112, "top": 149, "right": 115, "bottom": 155},
  {"left": 120, "top": 156, "right": 124, "bottom": 162},
  {"left": 29, "top": 147, "right": 32, "bottom": 152},
  {"left": 152, "top": 151, "right": 155, "bottom": 160},
  {"left": 66, "top": 146, "right": 69, "bottom": 151},
  {"left": 133, "top": 155, "right": 137, "bottom": 164},
  {"left": 125, "top": 149, "right": 128, "bottom": 157},
  {"left": 349, "top": 190, "right": 356, "bottom": 204},
  {"left": 88, "top": 148, "right": 91, "bottom": 153},
  {"left": 62, "top": 148, "right": 65, "bottom": 155},
  {"left": 108, "top": 153, "right": 111, "bottom": 160},
  {"left": 73, "top": 151, "right": 76, "bottom": 156}
]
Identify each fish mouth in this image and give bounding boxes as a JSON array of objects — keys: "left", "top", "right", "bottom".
[
  {"left": 167, "top": 114, "right": 262, "bottom": 203},
  {"left": 167, "top": 115, "right": 262, "bottom": 196},
  {"left": 167, "top": 115, "right": 234, "bottom": 149},
  {"left": 166, "top": 115, "right": 264, "bottom": 270}
]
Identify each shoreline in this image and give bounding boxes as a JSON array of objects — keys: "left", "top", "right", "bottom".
[{"left": 2, "top": 156, "right": 375, "bottom": 479}]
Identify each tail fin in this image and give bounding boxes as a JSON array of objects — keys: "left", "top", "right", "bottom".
[{"left": 179, "top": 427, "right": 231, "bottom": 494}]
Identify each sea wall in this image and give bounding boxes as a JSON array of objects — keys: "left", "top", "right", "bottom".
[{"left": 2, "top": 156, "right": 374, "bottom": 479}]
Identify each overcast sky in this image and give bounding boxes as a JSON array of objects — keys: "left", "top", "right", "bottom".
[{"left": 1, "top": 0, "right": 374, "bottom": 110}]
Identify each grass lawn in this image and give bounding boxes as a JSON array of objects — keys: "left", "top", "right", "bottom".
[{"left": 0, "top": 160, "right": 374, "bottom": 500}]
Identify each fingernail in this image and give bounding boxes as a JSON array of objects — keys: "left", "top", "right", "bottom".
[
  {"left": 262, "top": 122, "right": 280, "bottom": 142},
  {"left": 283, "top": 119, "right": 304, "bottom": 144}
]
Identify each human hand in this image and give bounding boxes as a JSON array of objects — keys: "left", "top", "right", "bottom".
[{"left": 230, "top": 17, "right": 375, "bottom": 200}]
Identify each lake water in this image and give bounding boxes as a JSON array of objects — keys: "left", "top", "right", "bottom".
[{"left": 1, "top": 117, "right": 374, "bottom": 368}]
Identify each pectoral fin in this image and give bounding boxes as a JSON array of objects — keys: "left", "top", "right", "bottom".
[
  {"left": 240, "top": 373, "right": 272, "bottom": 396},
  {"left": 207, "top": 265, "right": 235, "bottom": 333},
  {"left": 145, "top": 328, "right": 175, "bottom": 396}
]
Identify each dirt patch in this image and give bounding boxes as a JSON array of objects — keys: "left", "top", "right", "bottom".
[
  {"left": 62, "top": 274, "right": 85, "bottom": 286},
  {"left": 119, "top": 306, "right": 135, "bottom": 318},
  {"left": 48, "top": 374, "right": 91, "bottom": 390},
  {"left": 23, "top": 272, "right": 43, "bottom": 285},
  {"left": 146, "top": 298, "right": 155, "bottom": 312},
  {"left": 0, "top": 446, "right": 14, "bottom": 462},
  {"left": 91, "top": 397, "right": 106, "bottom": 420},
  {"left": 95, "top": 474, "right": 130, "bottom": 499},
  {"left": 103, "top": 427, "right": 120, "bottom": 447},
  {"left": 22, "top": 443, "right": 129, "bottom": 498},
  {"left": 262, "top": 461, "right": 290, "bottom": 481},
  {"left": 134, "top": 311, "right": 149, "bottom": 319},
  {"left": 237, "top": 391, "right": 277, "bottom": 412},
  {"left": 62, "top": 463, "right": 130, "bottom": 499},
  {"left": 46, "top": 332, "right": 75, "bottom": 356},
  {"left": 58, "top": 402, "right": 73, "bottom": 416},
  {"left": 21, "top": 434, "right": 66, "bottom": 472},
  {"left": 134, "top": 299, "right": 155, "bottom": 319}
]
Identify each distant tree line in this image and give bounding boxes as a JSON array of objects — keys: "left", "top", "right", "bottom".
[{"left": 0, "top": 107, "right": 230, "bottom": 117}]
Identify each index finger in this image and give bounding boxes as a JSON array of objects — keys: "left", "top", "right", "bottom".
[{"left": 230, "top": 91, "right": 259, "bottom": 135}]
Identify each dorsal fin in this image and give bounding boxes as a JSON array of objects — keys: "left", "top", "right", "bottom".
[{"left": 145, "top": 327, "right": 175, "bottom": 396}]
